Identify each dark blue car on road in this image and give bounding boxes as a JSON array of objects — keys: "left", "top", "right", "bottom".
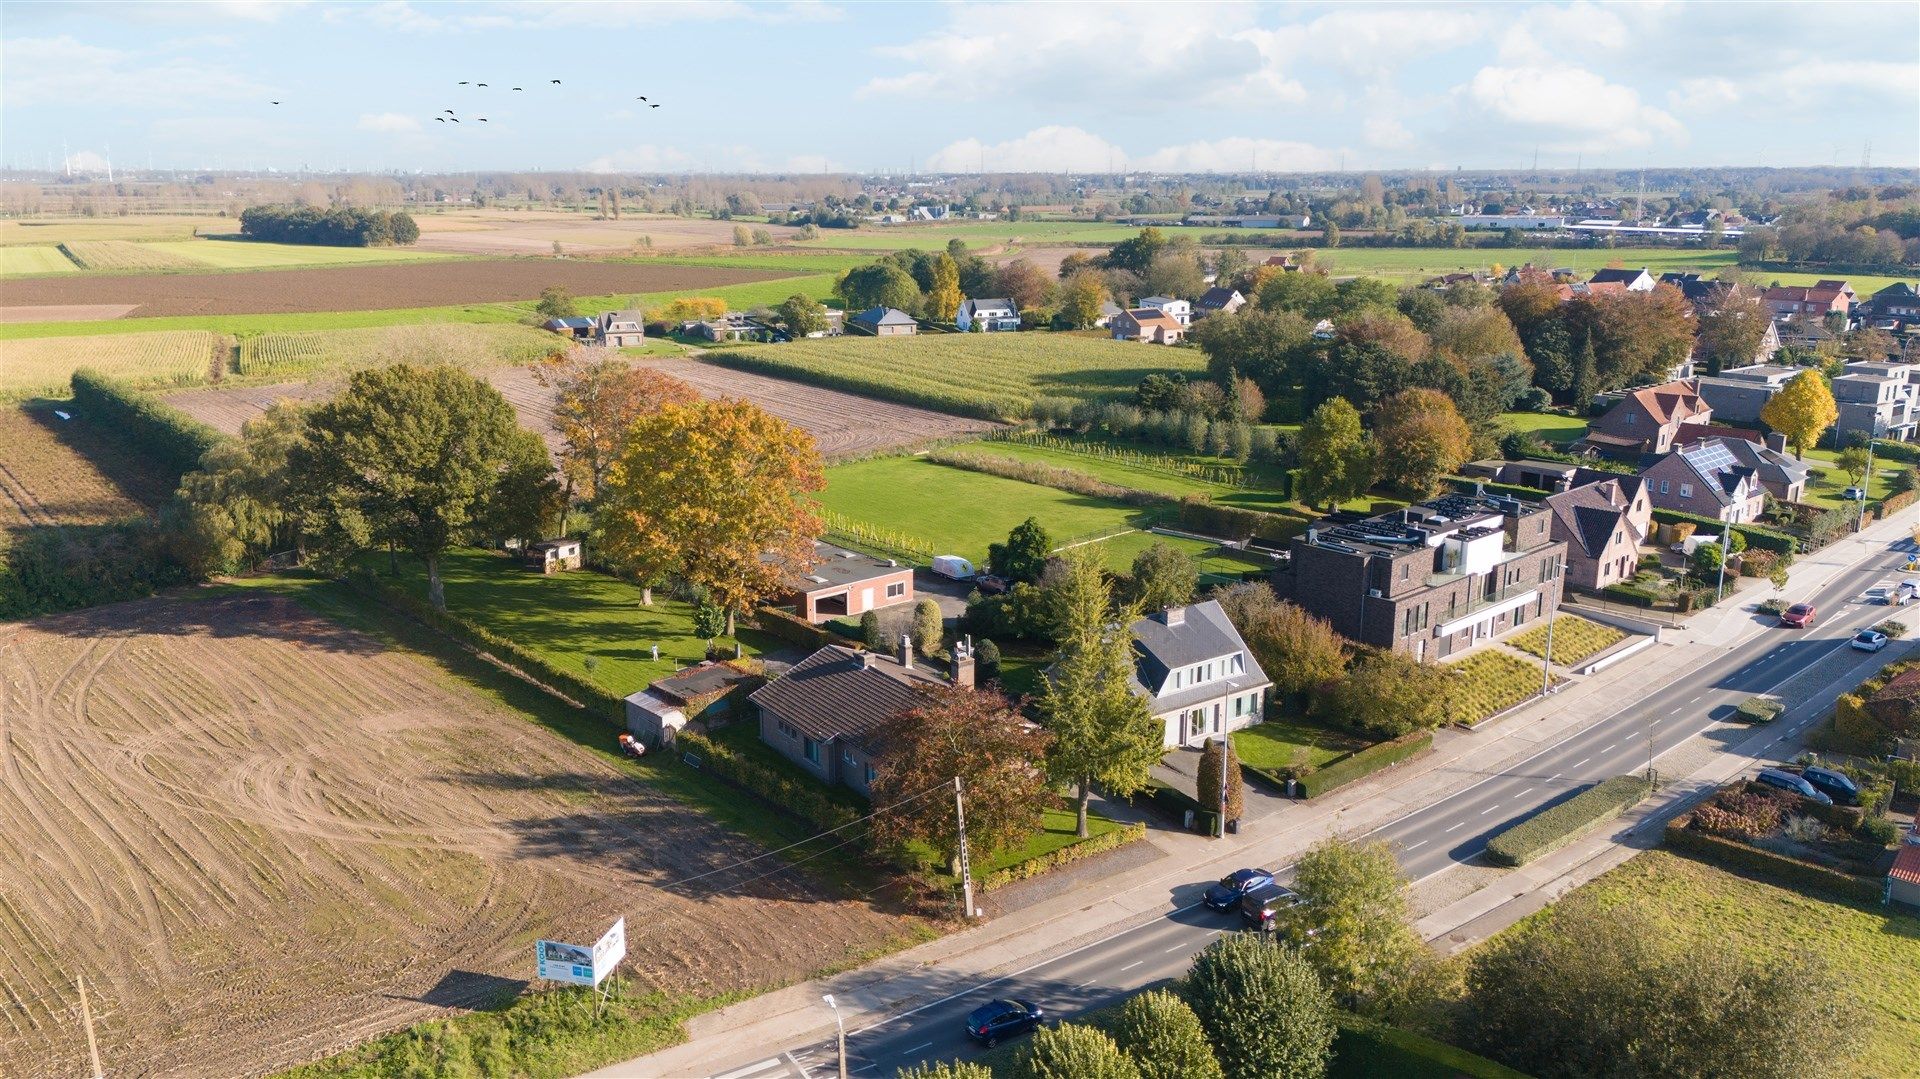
[
  {"left": 1204, "top": 868, "right": 1275, "bottom": 911},
  {"left": 965, "top": 999, "right": 1043, "bottom": 1046}
]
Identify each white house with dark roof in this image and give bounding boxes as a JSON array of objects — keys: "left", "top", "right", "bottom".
[
  {"left": 957, "top": 297, "right": 1021, "bottom": 332},
  {"left": 1128, "top": 601, "right": 1271, "bottom": 748}
]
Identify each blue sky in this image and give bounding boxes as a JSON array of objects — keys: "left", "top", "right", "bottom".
[{"left": 4, "top": 1, "right": 1916, "bottom": 175}]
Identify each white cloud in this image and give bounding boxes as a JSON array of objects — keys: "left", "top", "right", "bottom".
[
  {"left": 1464, "top": 64, "right": 1685, "bottom": 151},
  {"left": 1773, "top": 60, "right": 1920, "bottom": 103},
  {"left": 1669, "top": 77, "right": 1740, "bottom": 112},
  {"left": 358, "top": 112, "right": 421, "bottom": 133},
  {"left": 2, "top": 35, "right": 265, "bottom": 107},
  {"left": 923, "top": 127, "right": 1341, "bottom": 174},
  {"left": 583, "top": 144, "right": 698, "bottom": 172},
  {"left": 1363, "top": 114, "right": 1416, "bottom": 151}
]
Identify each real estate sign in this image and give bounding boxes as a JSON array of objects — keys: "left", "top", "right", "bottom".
[{"left": 535, "top": 917, "right": 625, "bottom": 987}]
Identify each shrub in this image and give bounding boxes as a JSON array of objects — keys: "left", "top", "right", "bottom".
[
  {"left": 1185, "top": 933, "right": 1337, "bottom": 1079},
  {"left": 1875, "top": 619, "right": 1909, "bottom": 638},
  {"left": 753, "top": 605, "right": 850, "bottom": 650},
  {"left": 1109, "top": 990, "right": 1223, "bottom": 1079},
  {"left": 1484, "top": 774, "right": 1654, "bottom": 866},
  {"left": 1295, "top": 732, "right": 1432, "bottom": 799},
  {"left": 1735, "top": 697, "right": 1784, "bottom": 723},
  {"left": 1690, "top": 788, "right": 1785, "bottom": 840},
  {"left": 675, "top": 731, "right": 861, "bottom": 833},
  {"left": 1650, "top": 508, "right": 1796, "bottom": 559},
  {"left": 1857, "top": 814, "right": 1898, "bottom": 846},
  {"left": 1757, "top": 597, "right": 1789, "bottom": 616},
  {"left": 71, "top": 368, "right": 227, "bottom": 485},
  {"left": 1664, "top": 818, "right": 1884, "bottom": 903},
  {"left": 1010, "top": 1023, "right": 1140, "bottom": 1079},
  {"left": 977, "top": 823, "right": 1145, "bottom": 892},
  {"left": 1602, "top": 582, "right": 1663, "bottom": 607}
]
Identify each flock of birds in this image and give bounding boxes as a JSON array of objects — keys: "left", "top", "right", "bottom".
[{"left": 268, "top": 79, "right": 662, "bottom": 127}]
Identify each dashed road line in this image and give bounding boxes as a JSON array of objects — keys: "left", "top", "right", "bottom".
[{"left": 1119, "top": 961, "right": 1143, "bottom": 973}]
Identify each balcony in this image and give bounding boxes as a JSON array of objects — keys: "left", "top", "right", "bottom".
[{"left": 1435, "top": 586, "right": 1541, "bottom": 638}]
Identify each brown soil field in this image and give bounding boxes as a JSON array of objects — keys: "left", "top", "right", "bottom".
[
  {"left": 0, "top": 406, "right": 173, "bottom": 531},
  {"left": 0, "top": 259, "right": 789, "bottom": 317},
  {"left": 413, "top": 211, "right": 801, "bottom": 255},
  {"left": 0, "top": 593, "right": 921, "bottom": 1078},
  {"left": 0, "top": 303, "right": 141, "bottom": 323},
  {"left": 164, "top": 358, "right": 1000, "bottom": 460}
]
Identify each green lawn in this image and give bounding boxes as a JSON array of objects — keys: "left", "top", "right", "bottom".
[
  {"left": 1078, "top": 529, "right": 1275, "bottom": 578},
  {"left": 962, "top": 437, "right": 1305, "bottom": 519},
  {"left": 706, "top": 330, "right": 1208, "bottom": 420},
  {"left": 1507, "top": 615, "right": 1627, "bottom": 666},
  {"left": 1308, "top": 246, "right": 1739, "bottom": 281},
  {"left": 0, "top": 245, "right": 78, "bottom": 275},
  {"left": 1523, "top": 851, "right": 1920, "bottom": 1078},
  {"left": 1798, "top": 445, "right": 1904, "bottom": 510},
  {"left": 916, "top": 805, "right": 1126, "bottom": 883},
  {"left": 795, "top": 220, "right": 1144, "bottom": 251},
  {"left": 818, "top": 455, "right": 1147, "bottom": 564},
  {"left": 369, "top": 546, "right": 777, "bottom": 698},
  {"left": 1233, "top": 717, "right": 1367, "bottom": 774},
  {"left": 1498, "top": 410, "right": 1588, "bottom": 446},
  {"left": 1442, "top": 649, "right": 1556, "bottom": 724}
]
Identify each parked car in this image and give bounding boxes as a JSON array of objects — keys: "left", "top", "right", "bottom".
[
  {"left": 1852, "top": 629, "right": 1890, "bottom": 652},
  {"left": 1779, "top": 603, "right": 1817, "bottom": 628},
  {"left": 1866, "top": 586, "right": 1892, "bottom": 605},
  {"left": 1842, "top": 486, "right": 1867, "bottom": 501},
  {"left": 1238, "top": 882, "right": 1302, "bottom": 931},
  {"left": 1755, "top": 767, "right": 1834, "bottom": 805},
  {"left": 1204, "top": 868, "right": 1275, "bottom": 912},
  {"left": 1799, "top": 765, "right": 1861, "bottom": 806},
  {"left": 964, "top": 999, "right": 1044, "bottom": 1046},
  {"left": 972, "top": 574, "right": 1010, "bottom": 596}
]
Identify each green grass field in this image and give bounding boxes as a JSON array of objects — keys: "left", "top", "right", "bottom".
[
  {"left": 707, "top": 333, "right": 1207, "bottom": 420},
  {"left": 795, "top": 220, "right": 1143, "bottom": 251},
  {"left": 371, "top": 546, "right": 775, "bottom": 698},
  {"left": 1077, "top": 529, "right": 1274, "bottom": 579},
  {"left": 1525, "top": 850, "right": 1920, "bottom": 1078},
  {"left": 0, "top": 245, "right": 79, "bottom": 275},
  {"left": 1233, "top": 717, "right": 1367, "bottom": 774},
  {"left": 1310, "top": 246, "right": 1738, "bottom": 280},
  {"left": 1497, "top": 410, "right": 1589, "bottom": 446},
  {"left": 1798, "top": 445, "right": 1905, "bottom": 510},
  {"left": 956, "top": 439, "right": 1306, "bottom": 521}
]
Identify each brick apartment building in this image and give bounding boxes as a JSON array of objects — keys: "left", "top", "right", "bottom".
[{"left": 1277, "top": 494, "right": 1567, "bottom": 663}]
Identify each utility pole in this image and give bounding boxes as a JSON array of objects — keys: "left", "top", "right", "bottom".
[
  {"left": 953, "top": 776, "right": 976, "bottom": 920},
  {"left": 1714, "top": 518, "right": 1731, "bottom": 605},
  {"left": 1540, "top": 610, "right": 1557, "bottom": 696},
  {"left": 1856, "top": 423, "right": 1882, "bottom": 534},
  {"left": 78, "top": 975, "right": 104, "bottom": 1079}
]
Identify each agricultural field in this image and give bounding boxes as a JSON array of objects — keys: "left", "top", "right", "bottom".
[
  {"left": 0, "top": 328, "right": 223, "bottom": 400},
  {"left": 0, "top": 405, "right": 174, "bottom": 531},
  {"left": 143, "top": 238, "right": 454, "bottom": 270},
  {"left": 794, "top": 219, "right": 1143, "bottom": 251},
  {"left": 0, "top": 246, "right": 78, "bottom": 275},
  {"left": 411, "top": 209, "right": 806, "bottom": 255},
  {"left": 0, "top": 214, "right": 230, "bottom": 246},
  {"left": 59, "top": 239, "right": 203, "bottom": 271},
  {"left": 0, "top": 592, "right": 920, "bottom": 1079},
  {"left": 236, "top": 322, "right": 563, "bottom": 380},
  {"left": 1515, "top": 851, "right": 1919, "bottom": 1077},
  {"left": 957, "top": 438, "right": 1303, "bottom": 517},
  {"left": 706, "top": 333, "right": 1209, "bottom": 420},
  {"left": 0, "top": 258, "right": 793, "bottom": 318},
  {"left": 1307, "top": 245, "right": 1738, "bottom": 281}
]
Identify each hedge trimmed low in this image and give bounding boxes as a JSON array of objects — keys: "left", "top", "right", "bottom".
[
  {"left": 1330, "top": 1014, "right": 1530, "bottom": 1079},
  {"left": 1484, "top": 774, "right": 1654, "bottom": 866},
  {"left": 754, "top": 605, "right": 855, "bottom": 651},
  {"left": 1735, "top": 697, "right": 1784, "bottom": 723},
  {"left": 1664, "top": 816, "right": 1883, "bottom": 904},
  {"left": 1295, "top": 731, "right": 1432, "bottom": 799},
  {"left": 1139, "top": 778, "right": 1219, "bottom": 834},
  {"left": 1650, "top": 508, "right": 1796, "bottom": 559},
  {"left": 978, "top": 821, "right": 1146, "bottom": 892},
  {"left": 71, "top": 367, "right": 227, "bottom": 484},
  {"left": 676, "top": 730, "right": 862, "bottom": 834}
]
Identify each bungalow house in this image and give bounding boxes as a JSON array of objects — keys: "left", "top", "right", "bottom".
[
  {"left": 1111, "top": 308, "right": 1187, "bottom": 345},
  {"left": 1128, "top": 602, "right": 1272, "bottom": 749},
  {"left": 785, "top": 540, "right": 915, "bottom": 624},
  {"left": 1545, "top": 475, "right": 1651, "bottom": 592},
  {"left": 597, "top": 309, "right": 646, "bottom": 349},
  {"left": 623, "top": 661, "right": 755, "bottom": 746},
  {"left": 1775, "top": 316, "right": 1839, "bottom": 350},
  {"left": 1695, "top": 363, "right": 1801, "bottom": 425},
  {"left": 1889, "top": 840, "right": 1920, "bottom": 912},
  {"left": 1641, "top": 438, "right": 1766, "bottom": 523},
  {"left": 1094, "top": 300, "right": 1124, "bottom": 328},
  {"left": 957, "top": 297, "right": 1021, "bottom": 332},
  {"left": 1860, "top": 282, "right": 1920, "bottom": 328},
  {"left": 1585, "top": 267, "right": 1656, "bottom": 292},
  {"left": 1194, "top": 287, "right": 1246, "bottom": 318},
  {"left": 523, "top": 538, "right": 583, "bottom": 574},
  {"left": 1762, "top": 282, "right": 1853, "bottom": 320},
  {"left": 751, "top": 639, "right": 972, "bottom": 796},
  {"left": 1263, "top": 254, "right": 1300, "bottom": 270},
  {"left": 1578, "top": 379, "right": 1713, "bottom": 459},
  {"left": 849, "top": 306, "right": 918, "bottom": 336},
  {"left": 1139, "top": 296, "right": 1193, "bottom": 326}
]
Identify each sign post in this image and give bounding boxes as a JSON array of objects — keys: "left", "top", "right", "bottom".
[{"left": 536, "top": 917, "right": 627, "bottom": 1014}]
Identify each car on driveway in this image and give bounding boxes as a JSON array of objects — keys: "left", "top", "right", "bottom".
[
  {"left": 1238, "top": 882, "right": 1302, "bottom": 931},
  {"left": 971, "top": 574, "right": 1009, "bottom": 596},
  {"left": 1779, "top": 603, "right": 1816, "bottom": 628},
  {"left": 1755, "top": 767, "right": 1834, "bottom": 805},
  {"left": 965, "top": 999, "right": 1043, "bottom": 1047},
  {"left": 1204, "top": 868, "right": 1275, "bottom": 912},
  {"left": 1843, "top": 486, "right": 1867, "bottom": 501},
  {"left": 1852, "top": 629, "right": 1890, "bottom": 652},
  {"left": 1799, "top": 765, "right": 1862, "bottom": 806}
]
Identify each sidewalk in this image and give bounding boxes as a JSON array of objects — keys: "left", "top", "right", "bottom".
[{"left": 604, "top": 514, "right": 1916, "bottom": 1078}]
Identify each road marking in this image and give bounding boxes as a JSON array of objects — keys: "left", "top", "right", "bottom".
[
  {"left": 1445, "top": 821, "right": 1467, "bottom": 832},
  {"left": 714, "top": 1059, "right": 787, "bottom": 1079},
  {"left": 1601, "top": 742, "right": 1617, "bottom": 752},
  {"left": 902, "top": 1041, "right": 934, "bottom": 1056},
  {"left": 1481, "top": 804, "right": 1502, "bottom": 815},
  {"left": 782, "top": 1051, "right": 814, "bottom": 1079},
  {"left": 1075, "top": 980, "right": 1096, "bottom": 990},
  {"left": 1519, "top": 786, "right": 1536, "bottom": 796},
  {"left": 1689, "top": 695, "right": 1702, "bottom": 703},
  {"left": 1573, "top": 757, "right": 1590, "bottom": 767},
  {"left": 1164, "top": 943, "right": 1189, "bottom": 953},
  {"left": 1120, "top": 961, "right": 1143, "bottom": 972},
  {"left": 1671, "top": 708, "right": 1686, "bottom": 716},
  {"left": 1544, "top": 773, "right": 1562, "bottom": 783},
  {"left": 1208, "top": 928, "right": 1224, "bottom": 935},
  {"left": 1404, "top": 839, "right": 1429, "bottom": 850}
]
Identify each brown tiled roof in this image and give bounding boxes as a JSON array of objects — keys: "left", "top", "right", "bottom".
[
  {"left": 1125, "top": 309, "right": 1183, "bottom": 330},
  {"left": 1628, "top": 380, "right": 1709, "bottom": 425},
  {"left": 747, "top": 644, "right": 942, "bottom": 744},
  {"left": 1891, "top": 843, "right": 1920, "bottom": 886}
]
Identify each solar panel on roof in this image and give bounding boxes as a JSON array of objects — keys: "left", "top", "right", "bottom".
[{"left": 1685, "top": 439, "right": 1737, "bottom": 476}]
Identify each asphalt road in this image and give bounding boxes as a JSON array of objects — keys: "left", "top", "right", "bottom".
[{"left": 719, "top": 533, "right": 1915, "bottom": 1079}]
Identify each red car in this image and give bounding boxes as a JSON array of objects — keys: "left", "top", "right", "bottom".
[{"left": 1779, "top": 603, "right": 1816, "bottom": 628}]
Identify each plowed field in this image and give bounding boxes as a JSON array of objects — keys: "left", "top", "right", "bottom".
[
  {"left": 0, "top": 594, "right": 920, "bottom": 1078},
  {"left": 0, "top": 259, "right": 788, "bottom": 317},
  {"left": 0, "top": 406, "right": 173, "bottom": 530},
  {"left": 164, "top": 359, "right": 1000, "bottom": 459}
]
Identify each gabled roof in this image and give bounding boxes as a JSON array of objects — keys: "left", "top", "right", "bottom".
[
  {"left": 1122, "top": 308, "right": 1184, "bottom": 331},
  {"left": 1546, "top": 479, "right": 1641, "bottom": 558},
  {"left": 1128, "top": 601, "right": 1270, "bottom": 709},
  {"left": 1588, "top": 267, "right": 1650, "bottom": 285},
  {"left": 1197, "top": 286, "right": 1243, "bottom": 309},
  {"left": 747, "top": 644, "right": 942, "bottom": 744},
  {"left": 1870, "top": 282, "right": 1918, "bottom": 302},
  {"left": 964, "top": 297, "right": 1017, "bottom": 313},
  {"left": 1891, "top": 842, "right": 1920, "bottom": 886},
  {"left": 1141, "top": 295, "right": 1183, "bottom": 307},
  {"left": 850, "top": 306, "right": 916, "bottom": 327}
]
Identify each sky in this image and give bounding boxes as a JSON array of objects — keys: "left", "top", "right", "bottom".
[{"left": 3, "top": 0, "right": 1917, "bottom": 176}]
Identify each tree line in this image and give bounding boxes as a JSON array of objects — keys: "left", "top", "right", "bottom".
[{"left": 238, "top": 204, "right": 421, "bottom": 247}]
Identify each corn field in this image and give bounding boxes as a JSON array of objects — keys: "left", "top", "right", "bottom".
[
  {"left": 57, "top": 240, "right": 202, "bottom": 272},
  {"left": 2, "top": 330, "right": 224, "bottom": 401}
]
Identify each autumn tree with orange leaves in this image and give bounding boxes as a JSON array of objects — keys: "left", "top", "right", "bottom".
[
  {"left": 869, "top": 686, "right": 1054, "bottom": 867},
  {"left": 597, "top": 399, "right": 824, "bottom": 625},
  {"left": 535, "top": 352, "right": 699, "bottom": 503}
]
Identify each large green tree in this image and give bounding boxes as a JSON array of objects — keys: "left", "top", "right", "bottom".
[
  {"left": 989, "top": 517, "right": 1053, "bottom": 584},
  {"left": 1011, "top": 1023, "right": 1141, "bottom": 1079},
  {"left": 775, "top": 293, "right": 829, "bottom": 337},
  {"left": 1295, "top": 397, "right": 1377, "bottom": 510},
  {"left": 1212, "top": 582, "right": 1347, "bottom": 709},
  {"left": 1372, "top": 388, "right": 1472, "bottom": 498},
  {"left": 1184, "top": 933, "right": 1337, "bottom": 1079},
  {"left": 1695, "top": 287, "right": 1770, "bottom": 374},
  {"left": 1128, "top": 541, "right": 1198, "bottom": 612},
  {"left": 176, "top": 401, "right": 311, "bottom": 572},
  {"left": 1042, "top": 553, "right": 1163, "bottom": 837},
  {"left": 290, "top": 364, "right": 541, "bottom": 610},
  {"left": 1109, "top": 990, "right": 1223, "bottom": 1079},
  {"left": 1191, "top": 307, "right": 1313, "bottom": 399},
  {"left": 840, "top": 262, "right": 921, "bottom": 313},
  {"left": 1317, "top": 649, "right": 1450, "bottom": 738},
  {"left": 1279, "top": 837, "right": 1437, "bottom": 1019}
]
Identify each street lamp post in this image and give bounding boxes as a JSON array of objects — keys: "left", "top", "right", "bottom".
[
  {"left": 823, "top": 994, "right": 847, "bottom": 1079},
  {"left": 1855, "top": 422, "right": 1885, "bottom": 535},
  {"left": 1540, "top": 608, "right": 1557, "bottom": 696},
  {"left": 1714, "top": 518, "right": 1731, "bottom": 605}
]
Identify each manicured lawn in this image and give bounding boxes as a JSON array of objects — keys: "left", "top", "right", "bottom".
[
  {"left": 962, "top": 437, "right": 1306, "bottom": 519},
  {"left": 1498, "top": 410, "right": 1588, "bottom": 446},
  {"left": 1233, "top": 717, "right": 1367, "bottom": 774},
  {"left": 1080, "top": 529, "right": 1275, "bottom": 578},
  {"left": 1442, "top": 649, "right": 1556, "bottom": 724},
  {"left": 1507, "top": 615, "right": 1627, "bottom": 666},
  {"left": 795, "top": 220, "right": 1144, "bottom": 250},
  {"left": 818, "top": 456, "right": 1146, "bottom": 564},
  {"left": 1519, "top": 851, "right": 1920, "bottom": 1078},
  {"left": 370, "top": 546, "right": 777, "bottom": 698},
  {"left": 908, "top": 804, "right": 1126, "bottom": 884},
  {"left": 1798, "top": 444, "right": 1904, "bottom": 510}
]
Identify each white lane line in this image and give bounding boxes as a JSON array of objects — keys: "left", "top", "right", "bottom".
[
  {"left": 1573, "top": 757, "right": 1590, "bottom": 767},
  {"left": 1164, "top": 942, "right": 1189, "bottom": 953},
  {"left": 1120, "top": 961, "right": 1143, "bottom": 972},
  {"left": 1073, "top": 980, "right": 1095, "bottom": 990},
  {"left": 1544, "top": 773, "right": 1562, "bottom": 783},
  {"left": 1519, "top": 786, "right": 1536, "bottom": 796},
  {"left": 903, "top": 1041, "right": 934, "bottom": 1055},
  {"left": 714, "top": 1059, "right": 788, "bottom": 1079},
  {"left": 1445, "top": 821, "right": 1467, "bottom": 832},
  {"left": 1689, "top": 694, "right": 1703, "bottom": 703},
  {"left": 1601, "top": 743, "right": 1618, "bottom": 752},
  {"left": 1404, "top": 839, "right": 1429, "bottom": 851},
  {"left": 1208, "top": 928, "right": 1225, "bottom": 935},
  {"left": 1671, "top": 708, "right": 1686, "bottom": 716},
  {"left": 1481, "top": 804, "right": 1502, "bottom": 815},
  {"left": 783, "top": 1051, "right": 814, "bottom": 1079}
]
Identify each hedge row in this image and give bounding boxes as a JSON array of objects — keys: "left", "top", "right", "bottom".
[
  {"left": 1871, "top": 487, "right": 1920, "bottom": 520},
  {"left": 354, "top": 571, "right": 627, "bottom": 723},
  {"left": 1330, "top": 1014, "right": 1530, "bottom": 1079},
  {"left": 1735, "top": 697, "right": 1784, "bottom": 723},
  {"left": 978, "top": 821, "right": 1146, "bottom": 892},
  {"left": 675, "top": 730, "right": 863, "bottom": 834},
  {"left": 1296, "top": 731, "right": 1433, "bottom": 799},
  {"left": 1484, "top": 774, "right": 1654, "bottom": 867},
  {"left": 1649, "top": 508, "right": 1796, "bottom": 558},
  {"left": 1600, "top": 583, "right": 1663, "bottom": 607},
  {"left": 1138, "top": 778, "right": 1219, "bottom": 834},
  {"left": 753, "top": 606, "right": 856, "bottom": 652},
  {"left": 1173, "top": 496, "right": 1306, "bottom": 546},
  {"left": 71, "top": 368, "right": 227, "bottom": 485},
  {"left": 1664, "top": 815, "right": 1884, "bottom": 904}
]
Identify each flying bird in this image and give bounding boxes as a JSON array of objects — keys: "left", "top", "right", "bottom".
[
  {"left": 443, "top": 109, "right": 456, "bottom": 114},
  {"left": 477, "top": 118, "right": 489, "bottom": 122},
  {"left": 458, "top": 81, "right": 468, "bottom": 85},
  {"left": 512, "top": 86, "right": 523, "bottom": 91},
  {"left": 649, "top": 103, "right": 660, "bottom": 108},
  {"left": 636, "top": 96, "right": 647, "bottom": 101},
  {"left": 270, "top": 100, "right": 281, "bottom": 105},
  {"left": 476, "top": 82, "right": 488, "bottom": 87},
  {"left": 435, "top": 117, "right": 445, "bottom": 122},
  {"left": 449, "top": 118, "right": 460, "bottom": 123},
  {"left": 550, "top": 79, "right": 561, "bottom": 84}
]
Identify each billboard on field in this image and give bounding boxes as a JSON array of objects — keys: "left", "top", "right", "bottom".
[{"left": 535, "top": 917, "right": 625, "bottom": 987}]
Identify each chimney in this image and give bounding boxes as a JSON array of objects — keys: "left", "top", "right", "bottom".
[
  {"left": 1765, "top": 431, "right": 1787, "bottom": 453},
  {"left": 950, "top": 638, "right": 975, "bottom": 689},
  {"left": 899, "top": 632, "right": 913, "bottom": 670},
  {"left": 1162, "top": 606, "right": 1187, "bottom": 627}
]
